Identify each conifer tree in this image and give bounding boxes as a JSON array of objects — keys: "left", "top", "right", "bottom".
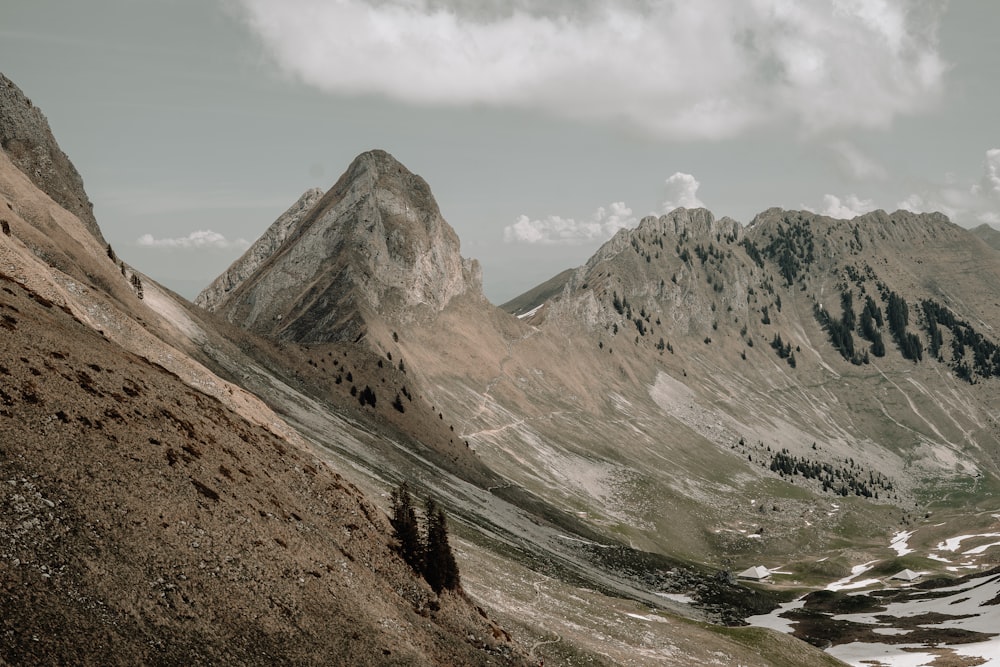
[
  {"left": 422, "top": 498, "right": 460, "bottom": 594},
  {"left": 390, "top": 483, "right": 422, "bottom": 572}
]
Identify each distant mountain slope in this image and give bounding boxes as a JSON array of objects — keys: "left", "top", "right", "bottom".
[
  {"left": 500, "top": 267, "right": 574, "bottom": 318},
  {"left": 403, "top": 203, "right": 1000, "bottom": 574},
  {"left": 971, "top": 222, "right": 1000, "bottom": 251}
]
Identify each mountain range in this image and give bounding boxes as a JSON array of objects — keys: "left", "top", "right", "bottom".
[{"left": 4, "top": 70, "right": 1000, "bottom": 665}]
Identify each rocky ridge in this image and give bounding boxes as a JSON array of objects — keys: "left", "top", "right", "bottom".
[
  {"left": 0, "top": 73, "right": 102, "bottom": 244},
  {"left": 196, "top": 187, "right": 325, "bottom": 312}
]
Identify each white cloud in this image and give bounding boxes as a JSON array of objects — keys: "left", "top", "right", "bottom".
[
  {"left": 972, "top": 148, "right": 1000, "bottom": 200},
  {"left": 506, "top": 170, "right": 708, "bottom": 244},
  {"left": 504, "top": 201, "right": 638, "bottom": 245},
  {"left": 136, "top": 230, "right": 251, "bottom": 249},
  {"left": 818, "top": 194, "right": 876, "bottom": 219},
  {"left": 897, "top": 149, "right": 1000, "bottom": 223},
  {"left": 829, "top": 140, "right": 887, "bottom": 180},
  {"left": 234, "top": 0, "right": 947, "bottom": 139},
  {"left": 662, "top": 172, "right": 705, "bottom": 211}
]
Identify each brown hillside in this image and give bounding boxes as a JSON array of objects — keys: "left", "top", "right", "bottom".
[{"left": 0, "top": 271, "right": 522, "bottom": 666}]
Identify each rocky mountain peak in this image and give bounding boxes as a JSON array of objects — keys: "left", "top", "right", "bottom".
[
  {"left": 0, "top": 73, "right": 103, "bottom": 244},
  {"left": 203, "top": 149, "right": 483, "bottom": 344}
]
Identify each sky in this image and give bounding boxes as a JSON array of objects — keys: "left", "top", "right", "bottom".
[{"left": 1, "top": 1, "right": 999, "bottom": 303}]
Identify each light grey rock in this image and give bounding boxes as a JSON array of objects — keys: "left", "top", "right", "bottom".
[
  {"left": 207, "top": 149, "right": 483, "bottom": 343},
  {"left": 195, "top": 187, "right": 325, "bottom": 311}
]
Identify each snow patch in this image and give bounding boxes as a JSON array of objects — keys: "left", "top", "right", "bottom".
[
  {"left": 937, "top": 533, "right": 1000, "bottom": 552},
  {"left": 516, "top": 304, "right": 544, "bottom": 319},
  {"left": 655, "top": 592, "right": 694, "bottom": 605},
  {"left": 827, "top": 561, "right": 879, "bottom": 591},
  {"left": 889, "top": 530, "right": 914, "bottom": 557}
]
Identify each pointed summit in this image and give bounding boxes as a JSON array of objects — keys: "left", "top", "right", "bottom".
[{"left": 202, "top": 149, "right": 482, "bottom": 344}]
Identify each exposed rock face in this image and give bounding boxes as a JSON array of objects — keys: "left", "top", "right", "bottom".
[
  {"left": 584, "top": 208, "right": 742, "bottom": 270},
  {"left": 0, "top": 73, "right": 103, "bottom": 244},
  {"left": 195, "top": 187, "right": 325, "bottom": 311},
  {"left": 206, "top": 149, "right": 483, "bottom": 343}
]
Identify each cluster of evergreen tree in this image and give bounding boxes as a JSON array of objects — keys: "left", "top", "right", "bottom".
[
  {"left": 762, "top": 217, "right": 816, "bottom": 286},
  {"left": 130, "top": 273, "right": 144, "bottom": 300},
  {"left": 357, "top": 385, "right": 376, "bottom": 408},
  {"left": 858, "top": 295, "right": 886, "bottom": 357},
  {"left": 921, "top": 299, "right": 1000, "bottom": 382},
  {"left": 769, "top": 450, "right": 893, "bottom": 499},
  {"left": 390, "top": 483, "right": 460, "bottom": 594},
  {"left": 769, "top": 333, "right": 796, "bottom": 367},
  {"left": 694, "top": 243, "right": 724, "bottom": 265},
  {"left": 612, "top": 291, "right": 632, "bottom": 318},
  {"left": 885, "top": 291, "right": 922, "bottom": 361},
  {"left": 740, "top": 238, "right": 765, "bottom": 269},
  {"left": 813, "top": 291, "right": 869, "bottom": 365}
]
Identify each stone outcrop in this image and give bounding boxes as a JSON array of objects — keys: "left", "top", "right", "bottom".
[
  {"left": 196, "top": 187, "right": 325, "bottom": 311},
  {"left": 204, "top": 149, "right": 483, "bottom": 343},
  {"left": 0, "top": 73, "right": 103, "bottom": 244}
]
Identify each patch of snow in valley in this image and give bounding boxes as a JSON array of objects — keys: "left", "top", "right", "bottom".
[
  {"left": 623, "top": 612, "right": 668, "bottom": 624},
  {"left": 828, "top": 641, "right": 956, "bottom": 667},
  {"left": 750, "top": 524, "right": 1000, "bottom": 666},
  {"left": 937, "top": 532, "right": 1000, "bottom": 552},
  {"left": 827, "top": 561, "right": 879, "bottom": 591},
  {"left": 745, "top": 598, "right": 805, "bottom": 634},
  {"left": 826, "top": 572, "right": 1000, "bottom": 666},
  {"left": 516, "top": 304, "right": 544, "bottom": 319},
  {"left": 889, "top": 530, "right": 914, "bottom": 557},
  {"left": 966, "top": 540, "right": 1000, "bottom": 555},
  {"left": 654, "top": 593, "right": 693, "bottom": 605}
]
